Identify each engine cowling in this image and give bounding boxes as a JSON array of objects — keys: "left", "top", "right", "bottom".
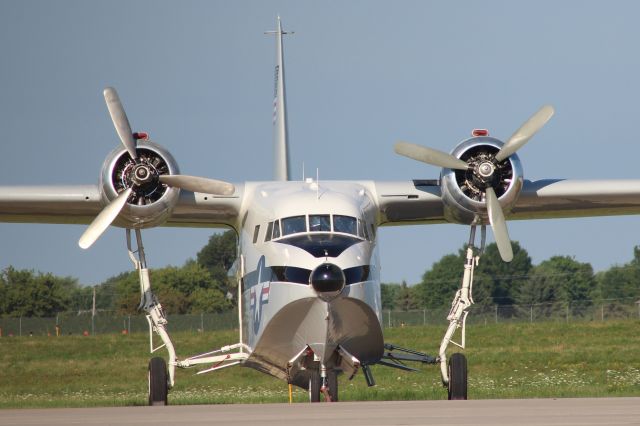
[
  {"left": 440, "top": 136, "right": 524, "bottom": 225},
  {"left": 99, "top": 140, "right": 180, "bottom": 229}
]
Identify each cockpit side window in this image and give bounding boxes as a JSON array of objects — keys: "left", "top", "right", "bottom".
[
  {"left": 334, "top": 215, "right": 357, "bottom": 235},
  {"left": 273, "top": 220, "right": 281, "bottom": 239},
  {"left": 282, "top": 215, "right": 306, "bottom": 236},
  {"left": 357, "top": 219, "right": 368, "bottom": 239},
  {"left": 265, "top": 221, "right": 273, "bottom": 242},
  {"left": 309, "top": 214, "right": 331, "bottom": 232},
  {"left": 253, "top": 225, "right": 260, "bottom": 244}
]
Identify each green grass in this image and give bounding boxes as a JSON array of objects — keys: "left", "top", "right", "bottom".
[{"left": 1, "top": 320, "right": 640, "bottom": 408}]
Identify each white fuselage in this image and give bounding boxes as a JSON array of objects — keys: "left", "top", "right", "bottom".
[{"left": 236, "top": 180, "right": 384, "bottom": 381}]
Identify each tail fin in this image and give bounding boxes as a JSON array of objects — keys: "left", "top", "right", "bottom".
[{"left": 266, "top": 16, "right": 292, "bottom": 181}]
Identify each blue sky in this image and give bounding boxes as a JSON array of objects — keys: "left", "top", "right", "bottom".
[{"left": 2, "top": 1, "right": 640, "bottom": 286}]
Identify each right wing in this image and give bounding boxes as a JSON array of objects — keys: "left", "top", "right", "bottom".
[{"left": 0, "top": 185, "right": 243, "bottom": 228}]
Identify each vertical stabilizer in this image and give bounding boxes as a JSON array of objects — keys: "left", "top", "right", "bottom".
[{"left": 266, "top": 16, "right": 292, "bottom": 181}]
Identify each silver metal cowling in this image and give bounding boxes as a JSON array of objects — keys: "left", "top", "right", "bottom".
[
  {"left": 99, "top": 140, "right": 181, "bottom": 229},
  {"left": 440, "top": 136, "right": 524, "bottom": 225}
]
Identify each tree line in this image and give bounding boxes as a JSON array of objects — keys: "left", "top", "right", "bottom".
[
  {"left": 1, "top": 231, "right": 639, "bottom": 317},
  {"left": 382, "top": 242, "right": 640, "bottom": 311}
]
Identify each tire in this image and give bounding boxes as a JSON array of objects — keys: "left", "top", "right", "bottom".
[
  {"left": 148, "top": 357, "right": 169, "bottom": 406},
  {"left": 309, "top": 370, "right": 321, "bottom": 403},
  {"left": 327, "top": 370, "right": 339, "bottom": 402},
  {"left": 447, "top": 353, "right": 467, "bottom": 400}
]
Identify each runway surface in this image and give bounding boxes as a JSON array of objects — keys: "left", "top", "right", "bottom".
[{"left": 1, "top": 398, "right": 639, "bottom": 426}]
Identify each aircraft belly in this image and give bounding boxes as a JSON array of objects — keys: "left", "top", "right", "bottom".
[{"left": 245, "top": 282, "right": 383, "bottom": 381}]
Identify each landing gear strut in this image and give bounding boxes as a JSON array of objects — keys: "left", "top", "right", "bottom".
[
  {"left": 438, "top": 224, "right": 485, "bottom": 400},
  {"left": 127, "top": 229, "right": 177, "bottom": 405}
]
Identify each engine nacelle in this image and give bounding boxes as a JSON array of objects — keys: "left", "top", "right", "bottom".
[
  {"left": 99, "top": 140, "right": 180, "bottom": 229},
  {"left": 440, "top": 136, "right": 524, "bottom": 225}
]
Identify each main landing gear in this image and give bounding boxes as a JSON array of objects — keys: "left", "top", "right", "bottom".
[
  {"left": 126, "top": 228, "right": 249, "bottom": 406},
  {"left": 126, "top": 229, "right": 177, "bottom": 406},
  {"left": 437, "top": 224, "right": 486, "bottom": 400}
]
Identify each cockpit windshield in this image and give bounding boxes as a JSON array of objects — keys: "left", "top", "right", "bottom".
[
  {"left": 282, "top": 215, "right": 306, "bottom": 236},
  {"left": 273, "top": 214, "right": 370, "bottom": 240},
  {"left": 333, "top": 215, "right": 357, "bottom": 235},
  {"left": 309, "top": 214, "right": 331, "bottom": 232}
]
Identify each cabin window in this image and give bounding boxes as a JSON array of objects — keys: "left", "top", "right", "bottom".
[
  {"left": 253, "top": 225, "right": 260, "bottom": 244},
  {"left": 273, "top": 220, "right": 281, "bottom": 239},
  {"left": 265, "top": 221, "right": 273, "bottom": 242},
  {"left": 309, "top": 214, "right": 331, "bottom": 232},
  {"left": 357, "top": 219, "right": 366, "bottom": 239},
  {"left": 334, "top": 215, "right": 357, "bottom": 235},
  {"left": 282, "top": 215, "right": 306, "bottom": 236}
]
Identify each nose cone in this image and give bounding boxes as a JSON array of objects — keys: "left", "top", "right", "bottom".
[{"left": 310, "top": 263, "right": 345, "bottom": 299}]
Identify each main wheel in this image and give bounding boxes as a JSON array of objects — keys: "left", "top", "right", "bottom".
[
  {"left": 309, "top": 370, "right": 321, "bottom": 402},
  {"left": 148, "top": 357, "right": 169, "bottom": 406},
  {"left": 447, "top": 353, "right": 467, "bottom": 400},
  {"left": 327, "top": 370, "right": 339, "bottom": 402}
]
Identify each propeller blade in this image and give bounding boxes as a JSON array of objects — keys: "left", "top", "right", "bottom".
[
  {"left": 159, "top": 175, "right": 235, "bottom": 196},
  {"left": 495, "top": 105, "right": 554, "bottom": 162},
  {"left": 394, "top": 141, "right": 469, "bottom": 170},
  {"left": 104, "top": 87, "right": 138, "bottom": 161},
  {"left": 79, "top": 188, "right": 133, "bottom": 249},
  {"left": 485, "top": 187, "right": 513, "bottom": 262}
]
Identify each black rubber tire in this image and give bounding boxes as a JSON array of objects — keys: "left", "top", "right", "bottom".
[
  {"left": 309, "top": 370, "right": 321, "bottom": 403},
  {"left": 327, "top": 370, "right": 339, "bottom": 402},
  {"left": 447, "top": 353, "right": 468, "bottom": 400},
  {"left": 148, "top": 357, "right": 169, "bottom": 406}
]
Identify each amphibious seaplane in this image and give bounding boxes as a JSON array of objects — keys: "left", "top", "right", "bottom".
[{"left": 3, "top": 17, "right": 640, "bottom": 405}]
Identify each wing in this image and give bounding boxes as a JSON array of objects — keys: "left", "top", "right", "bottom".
[
  {"left": 0, "top": 185, "right": 243, "bottom": 228},
  {"left": 374, "top": 179, "right": 640, "bottom": 226}
]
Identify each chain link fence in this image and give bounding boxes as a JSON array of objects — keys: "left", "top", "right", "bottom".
[
  {"left": 1, "top": 298, "right": 638, "bottom": 336},
  {"left": 383, "top": 298, "right": 640, "bottom": 328},
  {"left": 0, "top": 310, "right": 239, "bottom": 337}
]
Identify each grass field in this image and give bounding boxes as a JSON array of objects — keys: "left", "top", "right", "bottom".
[{"left": 1, "top": 320, "right": 639, "bottom": 408}]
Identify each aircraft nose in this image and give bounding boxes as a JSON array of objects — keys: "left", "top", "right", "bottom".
[{"left": 310, "top": 262, "right": 345, "bottom": 298}]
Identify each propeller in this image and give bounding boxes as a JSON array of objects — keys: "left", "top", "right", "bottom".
[
  {"left": 159, "top": 175, "right": 235, "bottom": 195},
  {"left": 79, "top": 188, "right": 132, "bottom": 249},
  {"left": 103, "top": 87, "right": 138, "bottom": 161},
  {"left": 79, "top": 87, "right": 236, "bottom": 250},
  {"left": 394, "top": 105, "right": 554, "bottom": 262},
  {"left": 394, "top": 142, "right": 469, "bottom": 170},
  {"left": 495, "top": 105, "right": 554, "bottom": 162}
]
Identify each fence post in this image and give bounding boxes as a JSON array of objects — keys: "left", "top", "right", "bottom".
[
  {"left": 530, "top": 305, "right": 533, "bottom": 323},
  {"left": 19, "top": 316, "right": 22, "bottom": 337},
  {"left": 423, "top": 309, "right": 426, "bottom": 325},
  {"left": 201, "top": 312, "right": 204, "bottom": 332},
  {"left": 601, "top": 304, "right": 604, "bottom": 322},
  {"left": 495, "top": 305, "right": 498, "bottom": 323},
  {"left": 566, "top": 304, "right": 569, "bottom": 323},
  {"left": 387, "top": 310, "right": 391, "bottom": 328}
]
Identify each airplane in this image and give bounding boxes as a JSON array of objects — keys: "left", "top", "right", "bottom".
[{"left": 3, "top": 16, "right": 640, "bottom": 405}]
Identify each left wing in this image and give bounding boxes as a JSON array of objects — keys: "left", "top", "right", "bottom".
[{"left": 374, "top": 179, "right": 640, "bottom": 226}]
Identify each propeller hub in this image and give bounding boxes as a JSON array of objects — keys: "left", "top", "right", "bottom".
[
  {"left": 477, "top": 162, "right": 495, "bottom": 179},
  {"left": 132, "top": 164, "right": 154, "bottom": 186}
]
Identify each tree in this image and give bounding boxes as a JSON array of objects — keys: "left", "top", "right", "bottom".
[
  {"left": 1, "top": 267, "right": 79, "bottom": 316},
  {"left": 595, "top": 246, "right": 640, "bottom": 302},
  {"left": 381, "top": 283, "right": 400, "bottom": 310},
  {"left": 196, "top": 230, "right": 238, "bottom": 300},
  {"left": 414, "top": 253, "right": 465, "bottom": 309},
  {"left": 395, "top": 280, "right": 419, "bottom": 311},
  {"left": 516, "top": 256, "right": 595, "bottom": 310},
  {"left": 474, "top": 241, "right": 532, "bottom": 307}
]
